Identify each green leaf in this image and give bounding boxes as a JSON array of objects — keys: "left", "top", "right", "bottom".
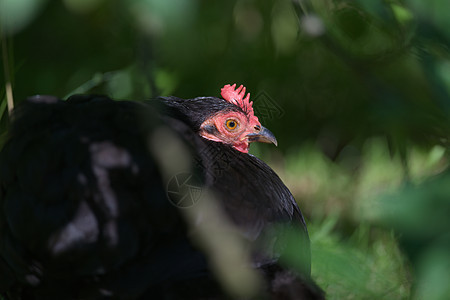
[{"left": 0, "top": 0, "right": 48, "bottom": 35}]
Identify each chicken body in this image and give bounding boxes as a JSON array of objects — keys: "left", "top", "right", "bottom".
[{"left": 0, "top": 91, "right": 319, "bottom": 299}]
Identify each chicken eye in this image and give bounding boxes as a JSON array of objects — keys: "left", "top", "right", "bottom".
[{"left": 225, "top": 119, "right": 238, "bottom": 130}]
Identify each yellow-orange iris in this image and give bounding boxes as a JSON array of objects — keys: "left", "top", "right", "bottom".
[{"left": 226, "top": 119, "right": 238, "bottom": 130}]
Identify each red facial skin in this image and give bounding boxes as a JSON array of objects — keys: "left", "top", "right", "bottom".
[{"left": 199, "top": 111, "right": 261, "bottom": 153}]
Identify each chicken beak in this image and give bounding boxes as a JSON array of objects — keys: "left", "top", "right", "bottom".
[{"left": 246, "top": 126, "right": 278, "bottom": 146}]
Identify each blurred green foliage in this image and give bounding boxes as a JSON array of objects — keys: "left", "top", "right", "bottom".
[
  {"left": 277, "top": 139, "right": 447, "bottom": 299},
  {"left": 1, "top": 0, "right": 450, "bottom": 299}
]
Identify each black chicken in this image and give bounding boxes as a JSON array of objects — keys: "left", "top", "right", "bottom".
[{"left": 0, "top": 84, "right": 322, "bottom": 299}]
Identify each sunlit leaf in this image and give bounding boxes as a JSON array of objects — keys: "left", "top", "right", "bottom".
[
  {"left": 128, "top": 0, "right": 198, "bottom": 35},
  {"left": 63, "top": 0, "right": 105, "bottom": 14},
  {"left": 0, "top": 0, "right": 48, "bottom": 35},
  {"left": 391, "top": 3, "right": 413, "bottom": 24}
]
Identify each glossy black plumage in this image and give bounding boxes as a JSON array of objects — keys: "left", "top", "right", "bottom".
[
  {"left": 0, "top": 94, "right": 321, "bottom": 299},
  {"left": 161, "top": 96, "right": 311, "bottom": 272}
]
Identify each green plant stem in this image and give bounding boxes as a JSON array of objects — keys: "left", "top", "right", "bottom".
[{"left": 1, "top": 29, "right": 14, "bottom": 115}]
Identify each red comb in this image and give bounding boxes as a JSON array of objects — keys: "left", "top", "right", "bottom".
[{"left": 220, "top": 84, "right": 258, "bottom": 125}]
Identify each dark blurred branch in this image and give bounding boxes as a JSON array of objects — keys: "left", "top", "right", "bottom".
[
  {"left": 291, "top": 0, "right": 415, "bottom": 179},
  {"left": 293, "top": 1, "right": 412, "bottom": 67}
]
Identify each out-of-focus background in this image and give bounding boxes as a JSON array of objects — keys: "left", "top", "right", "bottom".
[{"left": 1, "top": 0, "right": 449, "bottom": 299}]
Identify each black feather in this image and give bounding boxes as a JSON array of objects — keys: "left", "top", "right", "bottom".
[
  {"left": 159, "top": 96, "right": 311, "bottom": 275},
  {"left": 0, "top": 94, "right": 323, "bottom": 299}
]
